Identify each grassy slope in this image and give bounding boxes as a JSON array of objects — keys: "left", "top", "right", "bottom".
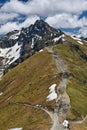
[
  {"left": 0, "top": 36, "right": 87, "bottom": 130},
  {"left": 70, "top": 119, "right": 87, "bottom": 130},
  {"left": 0, "top": 49, "right": 59, "bottom": 130},
  {"left": 53, "top": 36, "right": 87, "bottom": 129}
]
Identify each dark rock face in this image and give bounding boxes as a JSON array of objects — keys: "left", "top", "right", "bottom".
[
  {"left": 84, "top": 38, "right": 87, "bottom": 41},
  {"left": 0, "top": 20, "right": 63, "bottom": 76}
]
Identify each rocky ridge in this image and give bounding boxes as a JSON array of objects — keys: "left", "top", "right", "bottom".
[{"left": 0, "top": 20, "right": 64, "bottom": 77}]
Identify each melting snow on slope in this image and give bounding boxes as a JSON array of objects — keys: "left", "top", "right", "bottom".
[
  {"left": 53, "top": 34, "right": 65, "bottom": 42},
  {"left": 46, "top": 84, "right": 57, "bottom": 101},
  {"left": 0, "top": 71, "right": 4, "bottom": 78},
  {"left": 71, "top": 36, "right": 81, "bottom": 41},
  {"left": 31, "top": 38, "right": 35, "bottom": 49},
  {"left": 0, "top": 42, "right": 22, "bottom": 65},
  {"left": 39, "top": 49, "right": 43, "bottom": 52},
  {"left": 9, "top": 32, "right": 20, "bottom": 40},
  {"left": 9, "top": 128, "right": 23, "bottom": 130},
  {"left": 77, "top": 41, "right": 83, "bottom": 45},
  {"left": 0, "top": 92, "right": 3, "bottom": 96},
  {"left": 71, "top": 36, "right": 84, "bottom": 45},
  {"left": 35, "top": 34, "right": 42, "bottom": 39}
]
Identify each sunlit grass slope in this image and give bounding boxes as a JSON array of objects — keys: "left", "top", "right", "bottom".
[
  {"left": 0, "top": 49, "right": 59, "bottom": 130},
  {"left": 0, "top": 36, "right": 87, "bottom": 130},
  {"left": 53, "top": 38, "right": 87, "bottom": 129}
]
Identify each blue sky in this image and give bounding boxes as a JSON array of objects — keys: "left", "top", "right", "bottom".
[{"left": 0, "top": 0, "right": 87, "bottom": 37}]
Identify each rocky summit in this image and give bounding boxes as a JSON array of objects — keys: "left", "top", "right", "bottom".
[{"left": 0, "top": 20, "right": 64, "bottom": 77}]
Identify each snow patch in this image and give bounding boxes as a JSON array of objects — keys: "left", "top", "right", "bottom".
[
  {"left": 34, "top": 26, "right": 40, "bottom": 31},
  {"left": 71, "top": 36, "right": 81, "bottom": 41},
  {"left": 0, "top": 72, "right": 4, "bottom": 78},
  {"left": 0, "top": 42, "right": 22, "bottom": 65},
  {"left": 71, "top": 36, "right": 84, "bottom": 45},
  {"left": 35, "top": 34, "right": 42, "bottom": 39},
  {"left": 0, "top": 92, "right": 3, "bottom": 96},
  {"left": 47, "top": 92, "right": 57, "bottom": 101},
  {"left": 62, "top": 38, "right": 66, "bottom": 42},
  {"left": 53, "top": 34, "right": 65, "bottom": 42},
  {"left": 46, "top": 84, "right": 57, "bottom": 101},
  {"left": 51, "top": 33, "right": 53, "bottom": 37},
  {"left": 9, "top": 32, "right": 20, "bottom": 40},
  {"left": 53, "top": 36, "right": 62, "bottom": 42},
  {"left": 31, "top": 38, "right": 35, "bottom": 49},
  {"left": 39, "top": 49, "right": 43, "bottom": 52},
  {"left": 77, "top": 41, "right": 83, "bottom": 45},
  {"left": 49, "top": 84, "right": 56, "bottom": 92}
]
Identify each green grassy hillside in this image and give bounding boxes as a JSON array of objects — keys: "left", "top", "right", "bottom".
[
  {"left": 0, "top": 36, "right": 87, "bottom": 130},
  {"left": 53, "top": 37, "right": 87, "bottom": 130},
  {"left": 0, "top": 50, "right": 59, "bottom": 130}
]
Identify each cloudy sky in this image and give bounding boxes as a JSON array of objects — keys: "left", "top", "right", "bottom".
[{"left": 0, "top": 0, "right": 87, "bottom": 37}]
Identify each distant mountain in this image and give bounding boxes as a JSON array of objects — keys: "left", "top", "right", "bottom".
[{"left": 0, "top": 20, "right": 64, "bottom": 77}]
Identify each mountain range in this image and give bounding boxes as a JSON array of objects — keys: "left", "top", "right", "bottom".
[{"left": 0, "top": 20, "right": 87, "bottom": 130}]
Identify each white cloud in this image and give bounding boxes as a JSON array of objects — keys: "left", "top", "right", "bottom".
[
  {"left": 19, "top": 15, "right": 40, "bottom": 28},
  {"left": 0, "top": 15, "right": 39, "bottom": 34},
  {"left": 0, "top": 0, "right": 87, "bottom": 34},
  {"left": 28, "top": 0, "right": 87, "bottom": 15},
  {"left": 1, "top": 0, "right": 29, "bottom": 15},
  {"left": 0, "top": 22, "right": 19, "bottom": 34},
  {"left": 78, "top": 27, "right": 87, "bottom": 38},
  {"left": 0, "top": 13, "right": 19, "bottom": 24},
  {"left": 45, "top": 14, "right": 87, "bottom": 28},
  {"left": 1, "top": 0, "right": 87, "bottom": 16}
]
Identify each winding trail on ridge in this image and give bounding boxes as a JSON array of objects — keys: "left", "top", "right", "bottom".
[
  {"left": 46, "top": 47, "right": 70, "bottom": 130},
  {"left": 2, "top": 46, "right": 70, "bottom": 130},
  {"left": 0, "top": 46, "right": 86, "bottom": 130},
  {"left": 13, "top": 46, "right": 70, "bottom": 130}
]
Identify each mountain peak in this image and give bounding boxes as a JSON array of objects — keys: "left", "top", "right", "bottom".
[
  {"left": 34, "top": 19, "right": 49, "bottom": 27},
  {"left": 35, "top": 19, "right": 46, "bottom": 24},
  {"left": 0, "top": 20, "right": 64, "bottom": 77},
  {"left": 27, "top": 19, "right": 62, "bottom": 38}
]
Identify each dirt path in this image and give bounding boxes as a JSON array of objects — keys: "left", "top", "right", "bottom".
[
  {"left": 46, "top": 47, "right": 70, "bottom": 130},
  {"left": 13, "top": 45, "right": 70, "bottom": 130},
  {"left": 15, "top": 102, "right": 68, "bottom": 130},
  {"left": 1, "top": 46, "right": 86, "bottom": 130},
  {"left": 15, "top": 47, "right": 70, "bottom": 130},
  {"left": 2, "top": 46, "right": 70, "bottom": 130},
  {"left": 71, "top": 115, "right": 87, "bottom": 124}
]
